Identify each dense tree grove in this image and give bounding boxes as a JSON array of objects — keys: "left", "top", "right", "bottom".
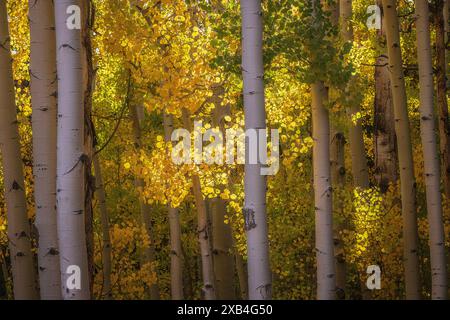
[{"left": 0, "top": 0, "right": 448, "bottom": 300}]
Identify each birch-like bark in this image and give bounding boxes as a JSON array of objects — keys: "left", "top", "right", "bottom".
[
  {"left": 0, "top": 0, "right": 38, "bottom": 300},
  {"left": 55, "top": 0, "right": 90, "bottom": 299},
  {"left": 181, "top": 109, "right": 216, "bottom": 300},
  {"left": 381, "top": 0, "right": 421, "bottom": 299},
  {"left": 374, "top": 54, "right": 398, "bottom": 192},
  {"left": 312, "top": 81, "right": 335, "bottom": 300},
  {"left": 340, "top": 0, "right": 370, "bottom": 188},
  {"left": 93, "top": 154, "right": 112, "bottom": 300},
  {"left": 129, "top": 103, "right": 160, "bottom": 300},
  {"left": 28, "top": 0, "right": 61, "bottom": 300},
  {"left": 241, "top": 0, "right": 272, "bottom": 300},
  {"left": 163, "top": 111, "right": 184, "bottom": 300},
  {"left": 415, "top": 0, "right": 448, "bottom": 300}
]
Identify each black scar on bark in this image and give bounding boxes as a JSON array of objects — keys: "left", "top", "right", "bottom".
[
  {"left": 243, "top": 208, "right": 257, "bottom": 231},
  {"left": 257, "top": 283, "right": 272, "bottom": 299},
  {"left": 47, "top": 248, "right": 59, "bottom": 256},
  {"left": 11, "top": 180, "right": 23, "bottom": 191},
  {"left": 18, "top": 231, "right": 28, "bottom": 239}
]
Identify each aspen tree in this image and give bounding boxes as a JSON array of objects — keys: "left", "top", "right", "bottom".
[
  {"left": 374, "top": 54, "right": 398, "bottom": 191},
  {"left": 93, "top": 154, "right": 112, "bottom": 299},
  {"left": 181, "top": 108, "right": 216, "bottom": 300},
  {"left": 28, "top": 0, "right": 61, "bottom": 300},
  {"left": 435, "top": 0, "right": 450, "bottom": 199},
  {"left": 211, "top": 97, "right": 236, "bottom": 300},
  {"left": 330, "top": 127, "right": 346, "bottom": 299},
  {"left": 234, "top": 244, "right": 248, "bottom": 300},
  {"left": 340, "top": 0, "right": 370, "bottom": 188},
  {"left": 0, "top": 0, "right": 38, "bottom": 300},
  {"left": 415, "top": 0, "right": 447, "bottom": 300},
  {"left": 129, "top": 103, "right": 160, "bottom": 300},
  {"left": 80, "top": 0, "right": 95, "bottom": 294},
  {"left": 374, "top": 2, "right": 397, "bottom": 191},
  {"left": 54, "top": 0, "right": 90, "bottom": 299},
  {"left": 312, "top": 82, "right": 335, "bottom": 300},
  {"left": 241, "top": 0, "right": 272, "bottom": 300},
  {"left": 326, "top": 1, "right": 346, "bottom": 299},
  {"left": 163, "top": 111, "right": 184, "bottom": 300},
  {"left": 381, "top": 0, "right": 421, "bottom": 299}
]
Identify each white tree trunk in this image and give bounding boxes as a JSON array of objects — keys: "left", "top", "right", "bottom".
[
  {"left": 241, "top": 0, "right": 272, "bottom": 300},
  {"left": 312, "top": 81, "right": 335, "bottom": 300},
  {"left": 29, "top": 0, "right": 62, "bottom": 300},
  {"left": 0, "top": 0, "right": 38, "bottom": 300},
  {"left": 415, "top": 0, "right": 448, "bottom": 300},
  {"left": 54, "top": 0, "right": 90, "bottom": 299},
  {"left": 381, "top": 0, "right": 421, "bottom": 299}
]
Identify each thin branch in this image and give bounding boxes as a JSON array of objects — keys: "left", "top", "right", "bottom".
[{"left": 95, "top": 71, "right": 132, "bottom": 155}]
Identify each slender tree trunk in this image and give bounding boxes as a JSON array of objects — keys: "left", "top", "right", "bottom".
[
  {"left": 381, "top": 0, "right": 421, "bottom": 299},
  {"left": 162, "top": 111, "right": 184, "bottom": 300},
  {"left": 211, "top": 198, "right": 236, "bottom": 299},
  {"left": 80, "top": 0, "right": 95, "bottom": 296},
  {"left": 330, "top": 127, "right": 346, "bottom": 299},
  {"left": 312, "top": 81, "right": 335, "bottom": 300},
  {"left": 0, "top": 250, "right": 9, "bottom": 299},
  {"left": 54, "top": 0, "right": 90, "bottom": 299},
  {"left": 325, "top": 2, "right": 345, "bottom": 300},
  {"left": 340, "top": 0, "right": 370, "bottom": 189},
  {"left": 182, "top": 243, "right": 194, "bottom": 299},
  {"left": 0, "top": 0, "right": 38, "bottom": 300},
  {"left": 210, "top": 90, "right": 236, "bottom": 300},
  {"left": 181, "top": 108, "right": 216, "bottom": 300},
  {"left": 374, "top": 54, "right": 398, "bottom": 192},
  {"left": 241, "top": 0, "right": 272, "bottom": 300},
  {"left": 129, "top": 103, "right": 160, "bottom": 300},
  {"left": 93, "top": 154, "right": 112, "bottom": 300},
  {"left": 435, "top": 0, "right": 450, "bottom": 199},
  {"left": 28, "top": 0, "right": 61, "bottom": 300},
  {"left": 415, "top": 0, "right": 448, "bottom": 300},
  {"left": 234, "top": 245, "right": 248, "bottom": 300}
]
